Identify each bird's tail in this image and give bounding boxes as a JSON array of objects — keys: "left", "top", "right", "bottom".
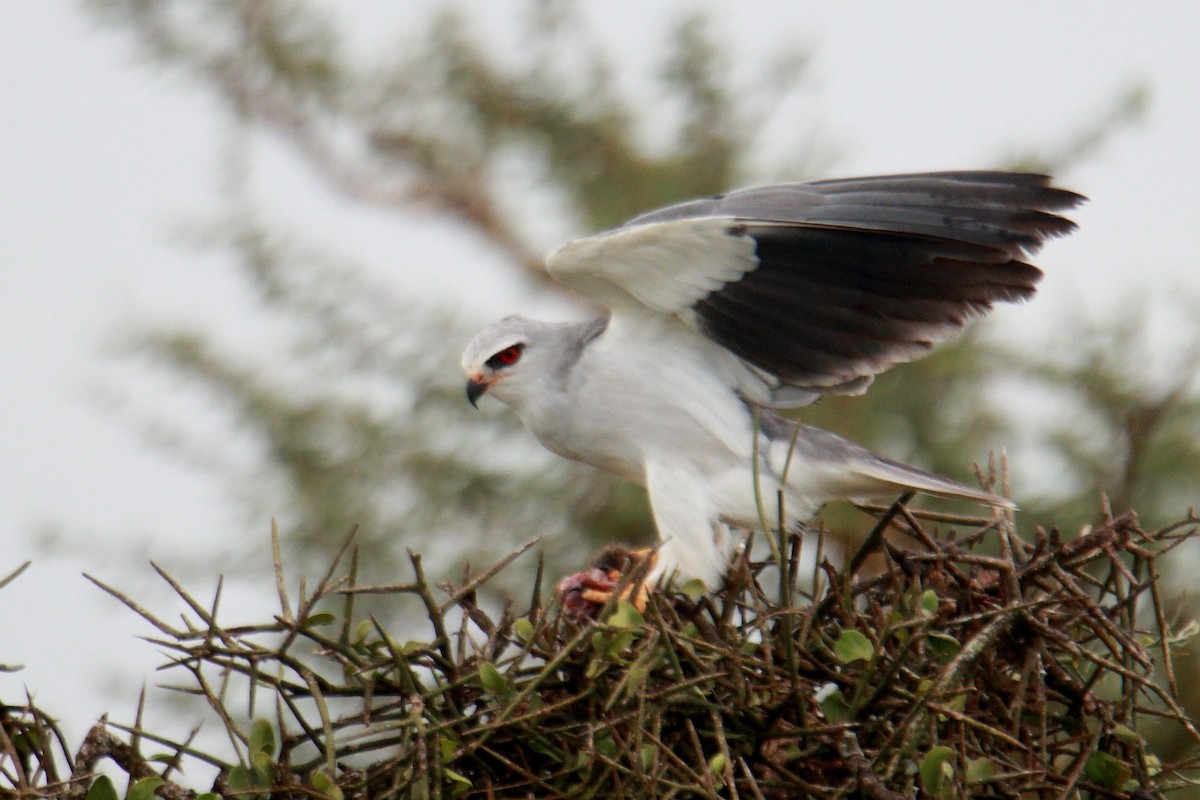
[
  {"left": 833, "top": 452, "right": 1015, "bottom": 510},
  {"left": 771, "top": 421, "right": 1014, "bottom": 511}
]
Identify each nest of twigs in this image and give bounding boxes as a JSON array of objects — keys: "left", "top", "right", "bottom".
[{"left": 5, "top": 504, "right": 1200, "bottom": 799}]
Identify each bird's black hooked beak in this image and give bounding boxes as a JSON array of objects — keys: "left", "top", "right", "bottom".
[{"left": 466, "top": 378, "right": 488, "bottom": 408}]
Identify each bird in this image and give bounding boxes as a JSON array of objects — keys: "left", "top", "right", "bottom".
[{"left": 460, "top": 171, "right": 1083, "bottom": 606}]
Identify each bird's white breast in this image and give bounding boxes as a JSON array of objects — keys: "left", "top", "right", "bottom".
[{"left": 526, "top": 314, "right": 756, "bottom": 487}]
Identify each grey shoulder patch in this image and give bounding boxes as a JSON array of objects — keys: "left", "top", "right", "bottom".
[{"left": 557, "top": 316, "right": 610, "bottom": 377}]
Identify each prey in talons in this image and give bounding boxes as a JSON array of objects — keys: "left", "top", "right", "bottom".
[{"left": 556, "top": 545, "right": 658, "bottom": 620}]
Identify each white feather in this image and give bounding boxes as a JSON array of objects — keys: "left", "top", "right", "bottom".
[{"left": 546, "top": 218, "right": 757, "bottom": 314}]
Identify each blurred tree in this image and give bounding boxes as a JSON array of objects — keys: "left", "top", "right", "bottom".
[
  {"left": 999, "top": 299, "right": 1200, "bottom": 531},
  {"left": 72, "top": 1, "right": 1200, "bottom": 779},
  {"left": 83, "top": 0, "right": 824, "bottom": 588},
  {"left": 82, "top": 0, "right": 1191, "bottom": 594}
]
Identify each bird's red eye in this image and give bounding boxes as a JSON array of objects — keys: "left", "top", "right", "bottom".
[{"left": 487, "top": 344, "right": 524, "bottom": 369}]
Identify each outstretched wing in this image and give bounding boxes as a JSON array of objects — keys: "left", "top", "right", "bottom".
[{"left": 546, "top": 171, "right": 1083, "bottom": 407}]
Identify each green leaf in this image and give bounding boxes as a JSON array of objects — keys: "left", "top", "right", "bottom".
[
  {"left": 708, "top": 752, "right": 727, "bottom": 776},
  {"left": 478, "top": 661, "right": 510, "bottom": 696},
  {"left": 84, "top": 776, "right": 119, "bottom": 800},
  {"left": 817, "top": 687, "right": 854, "bottom": 722},
  {"left": 227, "top": 765, "right": 253, "bottom": 791},
  {"left": 250, "top": 718, "right": 277, "bottom": 757},
  {"left": 440, "top": 735, "right": 458, "bottom": 762},
  {"left": 1113, "top": 724, "right": 1141, "bottom": 743},
  {"left": 834, "top": 630, "right": 874, "bottom": 664},
  {"left": 527, "top": 736, "right": 559, "bottom": 760},
  {"left": 1084, "top": 752, "right": 1132, "bottom": 789},
  {"left": 11, "top": 730, "right": 40, "bottom": 753},
  {"left": 605, "top": 600, "right": 645, "bottom": 628},
  {"left": 926, "top": 633, "right": 961, "bottom": 662},
  {"left": 640, "top": 744, "right": 657, "bottom": 772},
  {"left": 679, "top": 578, "right": 707, "bottom": 600},
  {"left": 919, "top": 745, "right": 956, "bottom": 799},
  {"left": 252, "top": 750, "right": 275, "bottom": 778},
  {"left": 889, "top": 617, "right": 910, "bottom": 646},
  {"left": 443, "top": 767, "right": 472, "bottom": 786},
  {"left": 128, "top": 776, "right": 165, "bottom": 800},
  {"left": 622, "top": 663, "right": 650, "bottom": 700},
  {"left": 302, "top": 611, "right": 337, "bottom": 628},
  {"left": 920, "top": 589, "right": 939, "bottom": 615},
  {"left": 966, "top": 756, "right": 996, "bottom": 784},
  {"left": 604, "top": 630, "right": 635, "bottom": 657},
  {"left": 595, "top": 731, "right": 617, "bottom": 759},
  {"left": 513, "top": 617, "right": 535, "bottom": 642},
  {"left": 311, "top": 770, "right": 341, "bottom": 797}
]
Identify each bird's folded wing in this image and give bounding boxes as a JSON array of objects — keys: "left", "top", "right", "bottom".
[{"left": 546, "top": 171, "right": 1083, "bottom": 407}]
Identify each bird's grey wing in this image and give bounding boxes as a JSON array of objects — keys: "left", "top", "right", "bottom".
[{"left": 547, "top": 171, "right": 1083, "bottom": 407}]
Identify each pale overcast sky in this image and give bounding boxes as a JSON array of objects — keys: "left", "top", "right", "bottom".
[{"left": 2, "top": 0, "right": 1198, "bottom": 756}]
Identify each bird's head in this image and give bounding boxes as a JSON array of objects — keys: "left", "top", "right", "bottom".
[{"left": 460, "top": 315, "right": 572, "bottom": 411}]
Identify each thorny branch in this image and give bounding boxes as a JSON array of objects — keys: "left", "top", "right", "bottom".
[{"left": 3, "top": 505, "right": 1198, "bottom": 798}]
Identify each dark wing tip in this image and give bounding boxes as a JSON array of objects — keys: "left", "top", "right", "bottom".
[{"left": 687, "top": 171, "right": 1083, "bottom": 399}]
